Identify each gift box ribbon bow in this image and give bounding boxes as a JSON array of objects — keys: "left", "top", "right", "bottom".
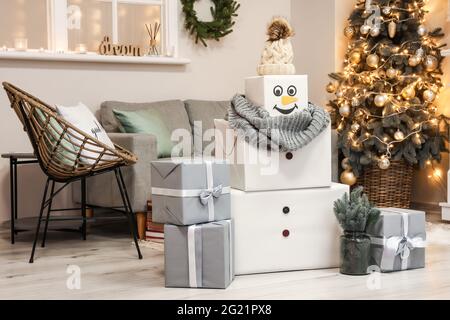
[
  {"left": 200, "top": 185, "right": 224, "bottom": 205},
  {"left": 372, "top": 211, "right": 426, "bottom": 270}
]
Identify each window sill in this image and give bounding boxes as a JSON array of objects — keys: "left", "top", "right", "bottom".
[{"left": 0, "top": 50, "right": 190, "bottom": 65}]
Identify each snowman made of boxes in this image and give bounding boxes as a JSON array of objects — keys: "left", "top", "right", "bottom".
[{"left": 215, "top": 17, "right": 349, "bottom": 275}]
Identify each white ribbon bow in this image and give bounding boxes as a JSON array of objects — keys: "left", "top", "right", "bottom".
[{"left": 376, "top": 212, "right": 426, "bottom": 271}]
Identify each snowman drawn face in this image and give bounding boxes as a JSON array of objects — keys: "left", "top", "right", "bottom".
[{"left": 272, "top": 84, "right": 299, "bottom": 115}]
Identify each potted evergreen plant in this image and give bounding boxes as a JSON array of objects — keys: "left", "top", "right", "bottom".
[{"left": 333, "top": 187, "right": 380, "bottom": 275}]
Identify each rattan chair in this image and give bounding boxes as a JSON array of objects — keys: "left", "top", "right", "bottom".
[{"left": 3, "top": 82, "right": 142, "bottom": 263}]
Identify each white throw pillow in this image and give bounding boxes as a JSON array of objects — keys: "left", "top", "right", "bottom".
[{"left": 56, "top": 102, "right": 116, "bottom": 165}]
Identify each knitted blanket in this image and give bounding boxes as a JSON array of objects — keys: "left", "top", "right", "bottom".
[{"left": 228, "top": 94, "right": 330, "bottom": 152}]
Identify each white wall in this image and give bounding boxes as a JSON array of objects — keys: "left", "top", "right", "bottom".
[{"left": 0, "top": 0, "right": 291, "bottom": 222}]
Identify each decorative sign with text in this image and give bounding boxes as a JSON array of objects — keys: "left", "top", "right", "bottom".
[{"left": 98, "top": 36, "right": 142, "bottom": 57}]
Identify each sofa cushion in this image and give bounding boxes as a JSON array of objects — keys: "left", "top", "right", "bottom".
[
  {"left": 113, "top": 108, "right": 174, "bottom": 158},
  {"left": 184, "top": 100, "right": 229, "bottom": 155},
  {"left": 100, "top": 100, "right": 192, "bottom": 137}
]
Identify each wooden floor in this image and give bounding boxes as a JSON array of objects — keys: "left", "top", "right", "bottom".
[{"left": 1, "top": 216, "right": 450, "bottom": 300}]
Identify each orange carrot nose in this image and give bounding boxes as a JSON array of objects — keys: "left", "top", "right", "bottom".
[{"left": 282, "top": 96, "right": 298, "bottom": 106}]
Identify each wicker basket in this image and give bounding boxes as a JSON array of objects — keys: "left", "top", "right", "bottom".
[{"left": 356, "top": 160, "right": 413, "bottom": 208}]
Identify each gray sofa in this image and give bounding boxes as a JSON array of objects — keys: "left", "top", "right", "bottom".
[
  {"left": 74, "top": 99, "right": 229, "bottom": 213},
  {"left": 74, "top": 99, "right": 339, "bottom": 213}
]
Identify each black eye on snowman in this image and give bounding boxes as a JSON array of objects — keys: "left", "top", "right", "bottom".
[
  {"left": 273, "top": 85, "right": 283, "bottom": 97},
  {"left": 287, "top": 85, "right": 297, "bottom": 97}
]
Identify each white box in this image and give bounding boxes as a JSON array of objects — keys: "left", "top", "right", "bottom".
[
  {"left": 231, "top": 183, "right": 349, "bottom": 275},
  {"left": 245, "top": 75, "right": 308, "bottom": 116},
  {"left": 214, "top": 119, "right": 332, "bottom": 191}
]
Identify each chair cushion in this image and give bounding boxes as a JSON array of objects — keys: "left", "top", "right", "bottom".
[
  {"left": 56, "top": 102, "right": 117, "bottom": 165},
  {"left": 113, "top": 108, "right": 174, "bottom": 158},
  {"left": 184, "top": 100, "right": 229, "bottom": 155},
  {"left": 100, "top": 100, "right": 192, "bottom": 137}
]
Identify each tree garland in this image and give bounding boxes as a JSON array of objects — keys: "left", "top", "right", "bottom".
[{"left": 181, "top": 0, "right": 240, "bottom": 47}]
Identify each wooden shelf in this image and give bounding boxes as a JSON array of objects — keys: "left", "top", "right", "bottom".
[{"left": 0, "top": 50, "right": 190, "bottom": 65}]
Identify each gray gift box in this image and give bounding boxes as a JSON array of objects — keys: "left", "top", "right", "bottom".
[
  {"left": 164, "top": 220, "right": 234, "bottom": 289},
  {"left": 366, "top": 208, "right": 426, "bottom": 272},
  {"left": 151, "top": 158, "right": 231, "bottom": 226}
]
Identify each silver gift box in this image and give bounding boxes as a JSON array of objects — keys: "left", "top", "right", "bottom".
[
  {"left": 151, "top": 158, "right": 231, "bottom": 225},
  {"left": 164, "top": 220, "right": 234, "bottom": 289},
  {"left": 366, "top": 208, "right": 426, "bottom": 272}
]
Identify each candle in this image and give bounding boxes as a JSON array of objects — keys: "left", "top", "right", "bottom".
[
  {"left": 166, "top": 45, "right": 175, "bottom": 57},
  {"left": 1, "top": 45, "right": 7, "bottom": 52},
  {"left": 75, "top": 44, "right": 87, "bottom": 54},
  {"left": 14, "top": 38, "right": 28, "bottom": 51}
]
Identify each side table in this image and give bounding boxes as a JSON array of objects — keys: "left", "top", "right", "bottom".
[{"left": 1, "top": 153, "right": 39, "bottom": 244}]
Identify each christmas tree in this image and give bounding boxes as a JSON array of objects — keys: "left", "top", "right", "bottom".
[{"left": 327, "top": 0, "right": 448, "bottom": 185}]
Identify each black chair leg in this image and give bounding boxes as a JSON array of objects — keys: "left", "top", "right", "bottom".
[
  {"left": 41, "top": 180, "right": 55, "bottom": 248},
  {"left": 29, "top": 178, "right": 51, "bottom": 263},
  {"left": 115, "top": 168, "right": 143, "bottom": 260},
  {"left": 81, "top": 178, "right": 87, "bottom": 241}
]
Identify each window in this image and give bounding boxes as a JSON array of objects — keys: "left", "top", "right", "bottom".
[
  {"left": 118, "top": 2, "right": 162, "bottom": 55},
  {"left": 0, "top": 0, "right": 49, "bottom": 50},
  {"left": 67, "top": 0, "right": 113, "bottom": 52},
  {"left": 0, "top": 0, "right": 178, "bottom": 58}
]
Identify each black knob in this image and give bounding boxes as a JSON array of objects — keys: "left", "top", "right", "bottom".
[
  {"left": 286, "top": 152, "right": 293, "bottom": 160},
  {"left": 283, "top": 229, "right": 290, "bottom": 237},
  {"left": 283, "top": 206, "right": 290, "bottom": 214}
]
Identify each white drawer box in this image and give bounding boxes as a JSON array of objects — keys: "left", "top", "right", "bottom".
[
  {"left": 231, "top": 183, "right": 349, "bottom": 275},
  {"left": 214, "top": 119, "right": 332, "bottom": 191},
  {"left": 245, "top": 75, "right": 309, "bottom": 117}
]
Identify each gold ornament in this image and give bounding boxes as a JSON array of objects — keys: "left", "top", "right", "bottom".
[
  {"left": 408, "top": 55, "right": 421, "bottom": 67},
  {"left": 424, "top": 55, "right": 438, "bottom": 72},
  {"left": 351, "top": 123, "right": 360, "bottom": 133},
  {"left": 326, "top": 83, "right": 336, "bottom": 93},
  {"left": 388, "top": 21, "right": 397, "bottom": 38},
  {"left": 378, "top": 157, "right": 391, "bottom": 170},
  {"left": 402, "top": 86, "right": 416, "bottom": 100},
  {"left": 366, "top": 54, "right": 379, "bottom": 68},
  {"left": 423, "top": 89, "right": 436, "bottom": 103},
  {"left": 386, "top": 68, "right": 398, "bottom": 79},
  {"left": 350, "top": 51, "right": 362, "bottom": 65},
  {"left": 341, "top": 158, "right": 352, "bottom": 170},
  {"left": 360, "top": 24, "right": 371, "bottom": 35},
  {"left": 417, "top": 24, "right": 427, "bottom": 36},
  {"left": 344, "top": 26, "right": 355, "bottom": 39},
  {"left": 370, "top": 27, "right": 380, "bottom": 37},
  {"left": 374, "top": 94, "right": 388, "bottom": 107},
  {"left": 394, "top": 130, "right": 405, "bottom": 141},
  {"left": 340, "top": 170, "right": 357, "bottom": 186},
  {"left": 339, "top": 104, "right": 351, "bottom": 117}
]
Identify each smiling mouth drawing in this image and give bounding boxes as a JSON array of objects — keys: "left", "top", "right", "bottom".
[{"left": 273, "top": 104, "right": 298, "bottom": 115}]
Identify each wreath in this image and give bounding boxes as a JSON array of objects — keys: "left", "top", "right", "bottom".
[{"left": 181, "top": 0, "right": 240, "bottom": 47}]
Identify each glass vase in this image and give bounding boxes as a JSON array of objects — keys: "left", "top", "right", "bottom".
[{"left": 339, "top": 231, "right": 371, "bottom": 275}]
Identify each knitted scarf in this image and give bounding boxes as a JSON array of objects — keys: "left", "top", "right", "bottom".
[{"left": 228, "top": 94, "right": 330, "bottom": 152}]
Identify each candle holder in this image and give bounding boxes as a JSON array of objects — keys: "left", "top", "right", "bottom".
[
  {"left": 14, "top": 38, "right": 28, "bottom": 51},
  {"left": 166, "top": 45, "right": 175, "bottom": 57},
  {"left": 75, "top": 44, "right": 87, "bottom": 54}
]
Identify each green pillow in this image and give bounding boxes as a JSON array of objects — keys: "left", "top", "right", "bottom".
[{"left": 113, "top": 108, "right": 174, "bottom": 158}]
